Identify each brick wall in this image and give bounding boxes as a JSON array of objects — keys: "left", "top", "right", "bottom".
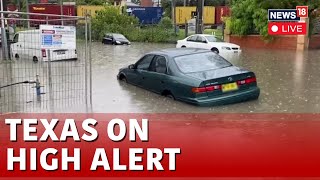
[
  {"left": 309, "top": 35, "right": 320, "bottom": 49},
  {"left": 141, "top": 0, "right": 153, "bottom": 7},
  {"left": 229, "top": 35, "right": 298, "bottom": 50}
]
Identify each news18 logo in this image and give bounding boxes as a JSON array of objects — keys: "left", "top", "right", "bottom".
[{"left": 268, "top": 6, "right": 308, "bottom": 35}]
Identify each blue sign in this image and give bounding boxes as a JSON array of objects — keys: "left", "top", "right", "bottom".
[
  {"left": 268, "top": 9, "right": 300, "bottom": 21},
  {"left": 42, "top": 35, "right": 53, "bottom": 46}
]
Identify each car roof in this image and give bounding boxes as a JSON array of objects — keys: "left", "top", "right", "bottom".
[
  {"left": 189, "top": 34, "right": 217, "bottom": 37},
  {"left": 147, "top": 48, "right": 211, "bottom": 58}
]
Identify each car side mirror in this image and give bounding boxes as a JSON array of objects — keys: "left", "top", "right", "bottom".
[{"left": 128, "top": 64, "right": 135, "bottom": 69}]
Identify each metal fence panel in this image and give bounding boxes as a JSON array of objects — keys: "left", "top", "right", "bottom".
[{"left": 0, "top": 11, "right": 92, "bottom": 113}]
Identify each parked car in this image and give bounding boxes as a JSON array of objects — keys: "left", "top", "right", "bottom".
[
  {"left": 117, "top": 48, "right": 260, "bottom": 106},
  {"left": 10, "top": 30, "right": 77, "bottom": 62},
  {"left": 102, "top": 33, "right": 131, "bottom": 45},
  {"left": 176, "top": 34, "right": 241, "bottom": 54}
]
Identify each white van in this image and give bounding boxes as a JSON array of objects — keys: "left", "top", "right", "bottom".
[{"left": 10, "top": 29, "right": 77, "bottom": 62}]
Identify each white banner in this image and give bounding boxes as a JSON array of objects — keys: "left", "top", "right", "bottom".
[{"left": 40, "top": 25, "right": 76, "bottom": 49}]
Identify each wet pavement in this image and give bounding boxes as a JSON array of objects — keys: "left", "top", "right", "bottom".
[{"left": 91, "top": 42, "right": 320, "bottom": 113}]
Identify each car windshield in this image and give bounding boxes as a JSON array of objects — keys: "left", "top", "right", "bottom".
[
  {"left": 174, "top": 52, "right": 232, "bottom": 73},
  {"left": 205, "top": 36, "right": 224, "bottom": 42}
]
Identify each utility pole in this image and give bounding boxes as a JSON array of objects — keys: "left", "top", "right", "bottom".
[
  {"left": 172, "top": 0, "right": 177, "bottom": 35},
  {"left": 60, "top": 0, "right": 64, "bottom": 25},
  {"left": 195, "top": 0, "right": 204, "bottom": 34},
  {"left": 1, "top": 0, "right": 9, "bottom": 60}
]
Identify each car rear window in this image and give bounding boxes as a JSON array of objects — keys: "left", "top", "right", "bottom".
[
  {"left": 205, "top": 36, "right": 224, "bottom": 42},
  {"left": 174, "top": 52, "right": 232, "bottom": 73}
]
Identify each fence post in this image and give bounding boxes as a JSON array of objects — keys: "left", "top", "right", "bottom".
[
  {"left": 1, "top": 4, "right": 9, "bottom": 60},
  {"left": 60, "top": 0, "right": 64, "bottom": 26},
  {"left": 84, "top": 15, "right": 88, "bottom": 106},
  {"left": 88, "top": 16, "right": 92, "bottom": 107},
  {"left": 152, "top": 22, "right": 154, "bottom": 42},
  {"left": 47, "top": 50, "right": 54, "bottom": 112}
]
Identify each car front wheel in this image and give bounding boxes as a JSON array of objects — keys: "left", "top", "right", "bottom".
[
  {"left": 118, "top": 74, "right": 127, "bottom": 83},
  {"left": 211, "top": 48, "right": 219, "bottom": 54}
]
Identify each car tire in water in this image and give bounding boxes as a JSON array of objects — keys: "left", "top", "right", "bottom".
[
  {"left": 33, "top": 56, "right": 38, "bottom": 62},
  {"left": 15, "top": 54, "right": 19, "bottom": 59},
  {"left": 181, "top": 45, "right": 186, "bottom": 48},
  {"left": 166, "top": 94, "right": 175, "bottom": 100},
  {"left": 119, "top": 75, "right": 127, "bottom": 83},
  {"left": 162, "top": 90, "right": 175, "bottom": 100},
  {"left": 211, "top": 48, "right": 219, "bottom": 54}
]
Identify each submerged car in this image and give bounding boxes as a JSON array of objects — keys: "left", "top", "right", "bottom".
[
  {"left": 102, "top": 33, "right": 131, "bottom": 45},
  {"left": 176, "top": 34, "right": 241, "bottom": 54},
  {"left": 117, "top": 48, "right": 260, "bottom": 106}
]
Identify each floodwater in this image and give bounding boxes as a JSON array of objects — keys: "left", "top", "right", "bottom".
[
  {"left": 91, "top": 42, "right": 320, "bottom": 113},
  {"left": 1, "top": 42, "right": 320, "bottom": 113}
]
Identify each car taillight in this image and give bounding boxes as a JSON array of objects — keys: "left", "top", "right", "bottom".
[
  {"left": 237, "top": 77, "right": 257, "bottom": 85},
  {"left": 205, "top": 85, "right": 221, "bottom": 91},
  {"left": 192, "top": 85, "right": 221, "bottom": 93},
  {"left": 192, "top": 87, "right": 206, "bottom": 93},
  {"left": 41, "top": 49, "right": 46, "bottom": 57}
]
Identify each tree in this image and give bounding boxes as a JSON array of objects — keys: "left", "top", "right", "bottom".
[
  {"left": 91, "top": 6, "right": 139, "bottom": 40},
  {"left": 229, "top": 0, "right": 320, "bottom": 39},
  {"left": 161, "top": 0, "right": 172, "bottom": 18}
]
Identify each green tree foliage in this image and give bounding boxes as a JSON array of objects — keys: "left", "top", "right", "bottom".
[
  {"left": 91, "top": 6, "right": 177, "bottom": 43},
  {"left": 230, "top": 0, "right": 320, "bottom": 39},
  {"left": 159, "top": 16, "right": 173, "bottom": 28},
  {"left": 92, "top": 6, "right": 139, "bottom": 40},
  {"left": 161, "top": 0, "right": 173, "bottom": 18}
]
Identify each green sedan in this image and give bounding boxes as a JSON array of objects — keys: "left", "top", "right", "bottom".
[{"left": 117, "top": 48, "right": 260, "bottom": 106}]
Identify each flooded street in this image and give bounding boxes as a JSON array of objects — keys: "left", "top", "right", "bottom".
[
  {"left": 1, "top": 42, "right": 319, "bottom": 113},
  {"left": 91, "top": 42, "right": 320, "bottom": 113}
]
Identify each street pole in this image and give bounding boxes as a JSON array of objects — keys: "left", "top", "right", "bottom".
[
  {"left": 196, "top": 0, "right": 203, "bottom": 34},
  {"left": 60, "top": 0, "right": 64, "bottom": 25},
  {"left": 183, "top": 0, "right": 186, "bottom": 6},
  {"left": 1, "top": 0, "right": 9, "bottom": 60},
  {"left": 172, "top": 0, "right": 177, "bottom": 35}
]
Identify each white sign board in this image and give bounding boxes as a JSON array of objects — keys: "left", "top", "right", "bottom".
[{"left": 40, "top": 25, "right": 76, "bottom": 49}]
